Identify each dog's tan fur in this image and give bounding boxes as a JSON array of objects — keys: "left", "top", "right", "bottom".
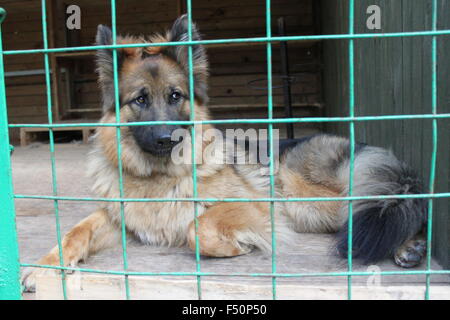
[{"left": 21, "top": 16, "right": 427, "bottom": 291}]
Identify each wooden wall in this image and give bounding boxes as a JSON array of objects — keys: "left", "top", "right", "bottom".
[
  {"left": 321, "top": 0, "right": 450, "bottom": 268},
  {"left": 2, "top": 0, "right": 46, "bottom": 130},
  {"left": 1, "top": 0, "right": 323, "bottom": 142}
]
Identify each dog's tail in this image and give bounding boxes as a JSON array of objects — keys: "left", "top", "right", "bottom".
[
  {"left": 335, "top": 145, "right": 427, "bottom": 264},
  {"left": 280, "top": 135, "right": 427, "bottom": 264}
]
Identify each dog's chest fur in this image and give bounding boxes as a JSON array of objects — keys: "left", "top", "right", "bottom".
[
  {"left": 88, "top": 147, "right": 207, "bottom": 246},
  {"left": 87, "top": 139, "right": 274, "bottom": 246}
]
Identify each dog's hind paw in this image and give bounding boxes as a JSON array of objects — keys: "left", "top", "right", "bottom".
[{"left": 394, "top": 239, "right": 426, "bottom": 268}]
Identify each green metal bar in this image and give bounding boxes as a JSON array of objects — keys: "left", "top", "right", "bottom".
[
  {"left": 18, "top": 263, "right": 450, "bottom": 278},
  {"left": 3, "top": 30, "right": 450, "bottom": 56},
  {"left": 265, "top": 0, "right": 277, "bottom": 301},
  {"left": 186, "top": 0, "right": 203, "bottom": 300},
  {"left": 9, "top": 113, "right": 450, "bottom": 129},
  {"left": 0, "top": 8, "right": 21, "bottom": 300},
  {"left": 40, "top": 0, "right": 67, "bottom": 299},
  {"left": 12, "top": 192, "right": 450, "bottom": 203},
  {"left": 110, "top": 0, "right": 131, "bottom": 300},
  {"left": 346, "top": 0, "right": 355, "bottom": 300},
  {"left": 425, "top": 0, "right": 439, "bottom": 300}
]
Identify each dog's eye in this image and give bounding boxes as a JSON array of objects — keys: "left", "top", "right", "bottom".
[
  {"left": 134, "top": 96, "right": 147, "bottom": 107},
  {"left": 169, "top": 91, "right": 182, "bottom": 104}
]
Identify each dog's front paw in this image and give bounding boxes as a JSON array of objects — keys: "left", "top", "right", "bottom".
[{"left": 21, "top": 267, "right": 58, "bottom": 293}]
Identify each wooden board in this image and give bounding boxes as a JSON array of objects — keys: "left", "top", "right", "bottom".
[
  {"left": 35, "top": 274, "right": 450, "bottom": 300},
  {"left": 321, "top": 0, "right": 450, "bottom": 270},
  {"left": 28, "top": 230, "right": 450, "bottom": 300},
  {"left": 19, "top": 125, "right": 96, "bottom": 146},
  {"left": 1, "top": 0, "right": 323, "bottom": 124}
]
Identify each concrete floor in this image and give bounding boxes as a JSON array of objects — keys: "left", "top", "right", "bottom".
[{"left": 11, "top": 143, "right": 450, "bottom": 299}]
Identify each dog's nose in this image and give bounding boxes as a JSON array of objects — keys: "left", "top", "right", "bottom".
[{"left": 156, "top": 134, "right": 176, "bottom": 148}]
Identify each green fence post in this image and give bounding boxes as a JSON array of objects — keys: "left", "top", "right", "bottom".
[{"left": 0, "top": 8, "right": 21, "bottom": 300}]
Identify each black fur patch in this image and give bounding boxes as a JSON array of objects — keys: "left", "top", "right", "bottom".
[{"left": 336, "top": 164, "right": 427, "bottom": 263}]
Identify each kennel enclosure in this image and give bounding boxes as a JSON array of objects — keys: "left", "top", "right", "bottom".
[{"left": 0, "top": 0, "right": 449, "bottom": 300}]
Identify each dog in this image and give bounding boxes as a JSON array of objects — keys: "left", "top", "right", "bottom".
[{"left": 22, "top": 15, "right": 427, "bottom": 292}]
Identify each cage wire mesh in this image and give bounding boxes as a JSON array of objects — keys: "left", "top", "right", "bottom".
[{"left": 0, "top": 0, "right": 449, "bottom": 300}]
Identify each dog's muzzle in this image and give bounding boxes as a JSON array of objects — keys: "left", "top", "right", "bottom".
[{"left": 131, "top": 125, "right": 183, "bottom": 157}]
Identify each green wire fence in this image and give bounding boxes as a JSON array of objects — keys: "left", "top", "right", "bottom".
[{"left": 0, "top": 0, "right": 449, "bottom": 300}]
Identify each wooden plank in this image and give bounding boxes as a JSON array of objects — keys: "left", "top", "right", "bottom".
[
  {"left": 321, "top": 0, "right": 450, "bottom": 270},
  {"left": 82, "top": 128, "right": 93, "bottom": 144},
  {"left": 207, "top": 40, "right": 319, "bottom": 49},
  {"left": 209, "top": 102, "right": 323, "bottom": 110},
  {"left": 5, "top": 75, "right": 45, "bottom": 86},
  {"left": 0, "top": 0, "right": 174, "bottom": 23},
  {"left": 48, "top": 0, "right": 310, "bottom": 22},
  {"left": 54, "top": 51, "right": 95, "bottom": 58},
  {"left": 434, "top": 0, "right": 450, "bottom": 269},
  {"left": 8, "top": 115, "right": 49, "bottom": 123},
  {"left": 210, "top": 94, "right": 321, "bottom": 106},
  {"left": 192, "top": 0, "right": 313, "bottom": 10},
  {"left": 65, "top": 108, "right": 101, "bottom": 113},
  {"left": 48, "top": 0, "right": 60, "bottom": 121},
  {"left": 50, "top": 42, "right": 317, "bottom": 66},
  {"left": 19, "top": 124, "right": 97, "bottom": 146},
  {"left": 6, "top": 84, "right": 46, "bottom": 97},
  {"left": 21, "top": 126, "right": 97, "bottom": 133},
  {"left": 4, "top": 54, "right": 44, "bottom": 68},
  {"left": 50, "top": 40, "right": 318, "bottom": 60},
  {"left": 209, "top": 74, "right": 318, "bottom": 87},
  {"left": 52, "top": 72, "right": 320, "bottom": 95},
  {"left": 75, "top": 82, "right": 318, "bottom": 103},
  {"left": 7, "top": 106, "right": 47, "bottom": 117},
  {"left": 19, "top": 128, "right": 29, "bottom": 147},
  {"left": 6, "top": 95, "right": 47, "bottom": 107},
  {"left": 35, "top": 274, "right": 450, "bottom": 300},
  {"left": 176, "top": 0, "right": 184, "bottom": 16},
  {"left": 70, "top": 24, "right": 314, "bottom": 46}
]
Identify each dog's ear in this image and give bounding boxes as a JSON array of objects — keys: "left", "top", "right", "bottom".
[
  {"left": 95, "top": 25, "right": 142, "bottom": 112},
  {"left": 95, "top": 25, "right": 117, "bottom": 112},
  {"left": 166, "top": 15, "right": 209, "bottom": 104}
]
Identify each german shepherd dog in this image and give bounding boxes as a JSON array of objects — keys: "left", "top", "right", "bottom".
[{"left": 22, "top": 15, "right": 427, "bottom": 291}]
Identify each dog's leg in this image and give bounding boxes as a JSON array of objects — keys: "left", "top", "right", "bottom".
[
  {"left": 187, "top": 202, "right": 269, "bottom": 257},
  {"left": 21, "top": 208, "right": 121, "bottom": 292},
  {"left": 394, "top": 232, "right": 427, "bottom": 268}
]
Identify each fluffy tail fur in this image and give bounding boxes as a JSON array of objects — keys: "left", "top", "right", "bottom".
[
  {"left": 336, "top": 144, "right": 427, "bottom": 263},
  {"left": 280, "top": 135, "right": 427, "bottom": 264}
]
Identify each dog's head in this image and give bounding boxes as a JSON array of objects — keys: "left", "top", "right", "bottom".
[{"left": 94, "top": 15, "right": 211, "bottom": 176}]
